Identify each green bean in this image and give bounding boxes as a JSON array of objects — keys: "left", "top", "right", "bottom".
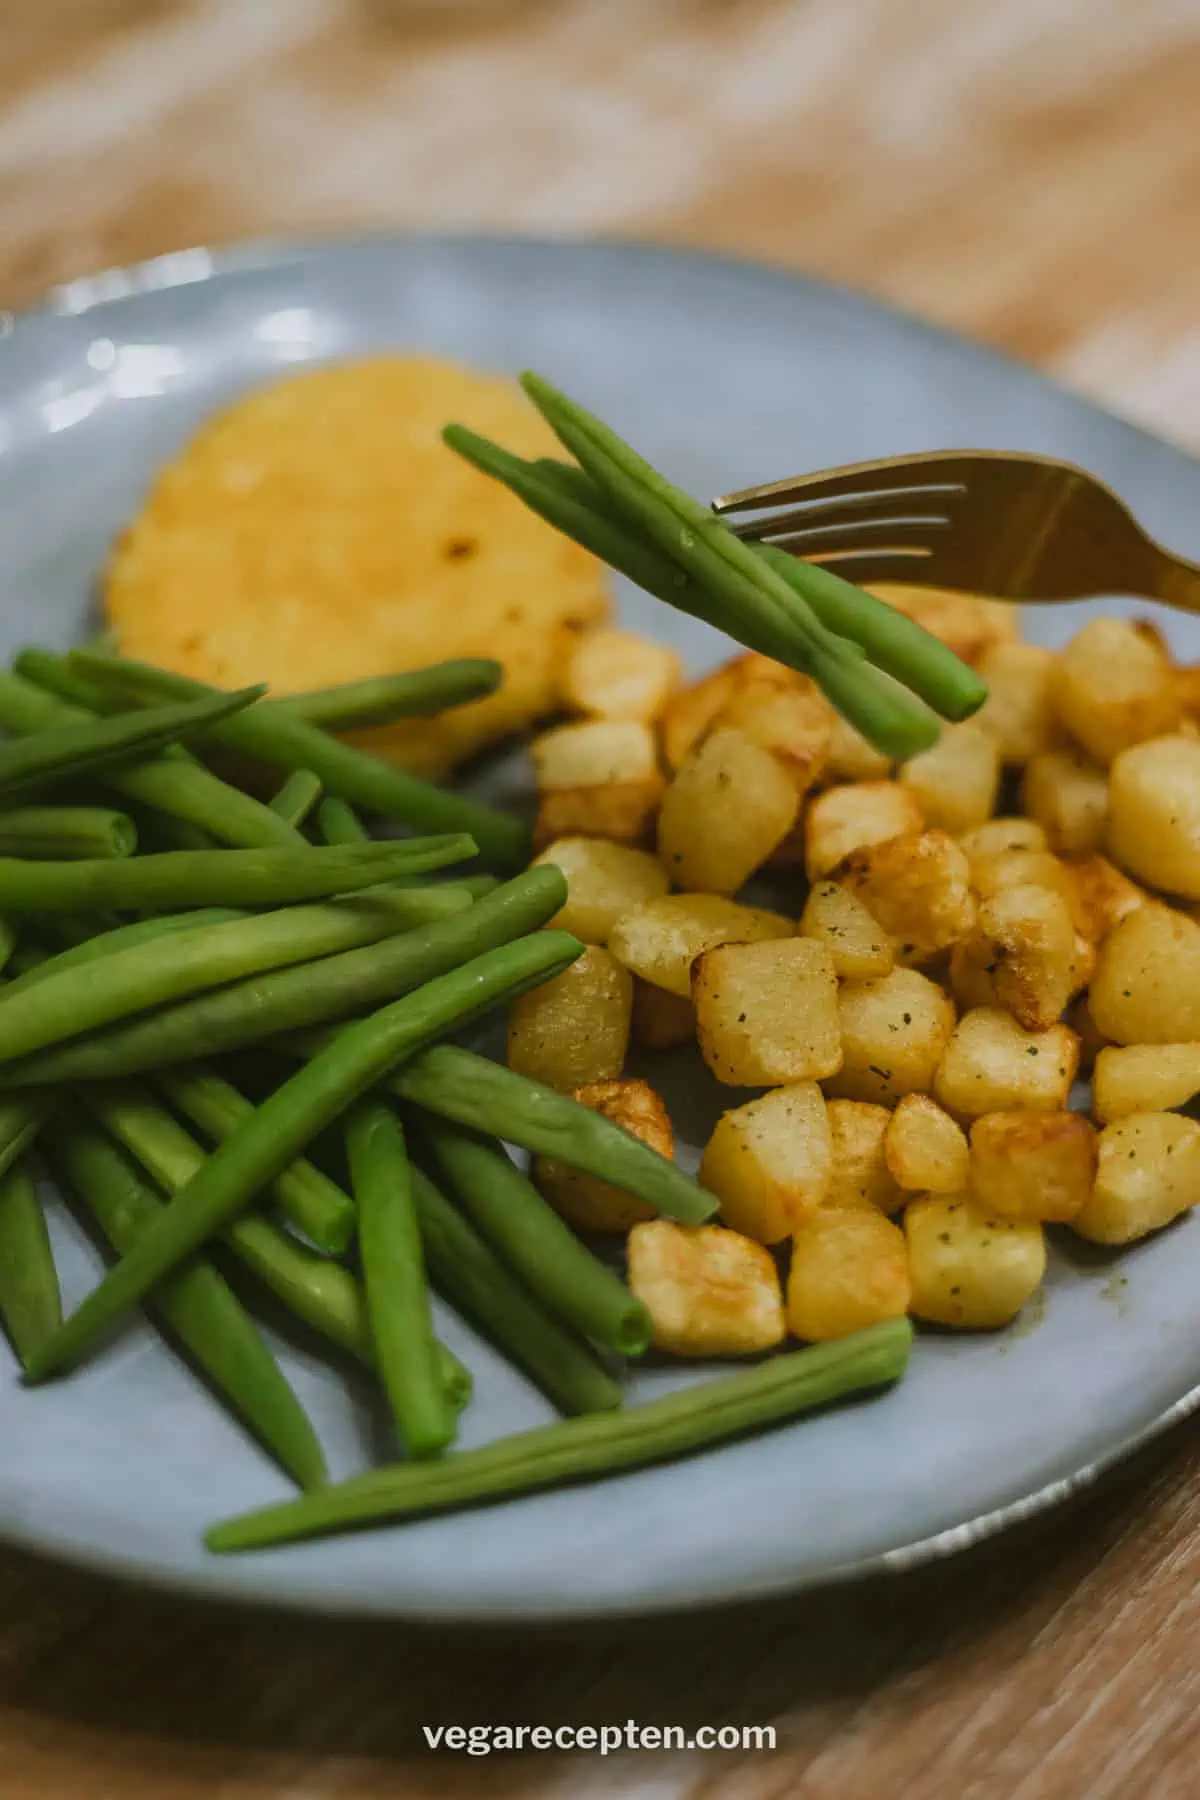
[
  {"left": 25, "top": 930, "right": 584, "bottom": 1377},
  {"left": 285, "top": 661, "right": 504, "bottom": 732},
  {"left": 0, "top": 669, "right": 302, "bottom": 850},
  {"left": 410, "top": 1164, "right": 619, "bottom": 1416},
  {"left": 1, "top": 867, "right": 566, "bottom": 1086},
  {"left": 0, "top": 918, "right": 16, "bottom": 976},
  {"left": 207, "top": 1318, "right": 912, "bottom": 1551},
  {"left": 317, "top": 798, "right": 369, "bottom": 845},
  {"left": 158, "top": 1066, "right": 355, "bottom": 1254},
  {"left": 47, "top": 1121, "right": 326, "bottom": 1490},
  {"left": 4, "top": 908, "right": 248, "bottom": 996},
  {"left": 267, "top": 769, "right": 323, "bottom": 828},
  {"left": 0, "top": 807, "right": 138, "bottom": 860},
  {"left": 0, "top": 1093, "right": 47, "bottom": 1182},
  {"left": 0, "top": 1161, "right": 60, "bottom": 1366},
  {"left": 0, "top": 682, "right": 266, "bottom": 801},
  {"left": 414, "top": 1119, "right": 650, "bottom": 1356},
  {"left": 0, "top": 835, "right": 471, "bottom": 915},
  {"left": 347, "top": 1105, "right": 454, "bottom": 1457}
]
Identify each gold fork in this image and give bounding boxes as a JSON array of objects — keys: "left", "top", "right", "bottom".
[{"left": 712, "top": 450, "right": 1200, "bottom": 613}]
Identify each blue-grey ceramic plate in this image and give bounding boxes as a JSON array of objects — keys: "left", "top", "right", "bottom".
[{"left": 2, "top": 235, "right": 1199, "bottom": 1620}]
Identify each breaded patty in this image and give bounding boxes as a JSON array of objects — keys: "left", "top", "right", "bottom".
[{"left": 105, "top": 357, "right": 610, "bottom": 775}]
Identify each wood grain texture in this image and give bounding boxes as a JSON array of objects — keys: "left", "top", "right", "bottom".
[{"left": 2, "top": 3, "right": 1200, "bottom": 1796}]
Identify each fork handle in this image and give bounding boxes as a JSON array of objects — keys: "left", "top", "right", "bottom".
[{"left": 1151, "top": 547, "right": 1200, "bottom": 616}]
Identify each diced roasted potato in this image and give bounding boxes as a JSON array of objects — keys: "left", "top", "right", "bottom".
[
  {"left": 974, "top": 642, "right": 1058, "bottom": 764},
  {"left": 967, "top": 1110, "right": 1096, "bottom": 1223},
  {"left": 1072, "top": 1113, "right": 1200, "bottom": 1244},
  {"left": 885, "top": 1093, "right": 969, "bottom": 1193},
  {"left": 560, "top": 626, "right": 681, "bottom": 721},
  {"left": 609, "top": 894, "right": 793, "bottom": 998},
  {"left": 1020, "top": 748, "right": 1108, "bottom": 856},
  {"left": 532, "top": 837, "right": 669, "bottom": 944},
  {"left": 660, "top": 662, "right": 741, "bottom": 771},
  {"left": 828, "top": 967, "right": 956, "bottom": 1107},
  {"left": 899, "top": 722, "right": 1000, "bottom": 835},
  {"left": 1051, "top": 617, "right": 1180, "bottom": 766},
  {"left": 798, "top": 880, "right": 894, "bottom": 980},
  {"left": 954, "top": 882, "right": 1078, "bottom": 1031},
  {"left": 823, "top": 709, "right": 892, "bottom": 782},
  {"left": 657, "top": 726, "right": 798, "bottom": 894},
  {"left": 934, "top": 1006, "right": 1079, "bottom": 1119},
  {"left": 1066, "top": 994, "right": 1109, "bottom": 1073},
  {"left": 968, "top": 846, "right": 1089, "bottom": 936},
  {"left": 867, "top": 585, "right": 1019, "bottom": 667},
  {"left": 700, "top": 1083, "right": 831, "bottom": 1243},
  {"left": 905, "top": 1194, "right": 1046, "bottom": 1329},
  {"left": 693, "top": 938, "right": 841, "bottom": 1086},
  {"left": 804, "top": 781, "right": 924, "bottom": 881},
  {"left": 1090, "top": 904, "right": 1200, "bottom": 1044},
  {"left": 507, "top": 946, "right": 632, "bottom": 1091},
  {"left": 1107, "top": 735, "right": 1200, "bottom": 900},
  {"left": 1092, "top": 1043, "right": 1200, "bottom": 1125},
  {"left": 1178, "top": 664, "right": 1200, "bottom": 719},
  {"left": 533, "top": 1078, "right": 671, "bottom": 1232},
  {"left": 787, "top": 1209, "right": 910, "bottom": 1342},
  {"left": 630, "top": 978, "right": 695, "bottom": 1050},
  {"left": 627, "top": 1220, "right": 786, "bottom": 1356},
  {"left": 836, "top": 828, "right": 975, "bottom": 965},
  {"left": 713, "top": 674, "right": 832, "bottom": 798},
  {"left": 824, "top": 1100, "right": 904, "bottom": 1213},
  {"left": 531, "top": 718, "right": 664, "bottom": 847},
  {"left": 1069, "top": 854, "right": 1147, "bottom": 944},
  {"left": 959, "top": 817, "right": 1048, "bottom": 871}
]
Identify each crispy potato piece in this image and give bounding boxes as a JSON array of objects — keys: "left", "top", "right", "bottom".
[
  {"left": 657, "top": 727, "right": 798, "bottom": 894},
  {"left": 828, "top": 967, "right": 956, "bottom": 1107},
  {"left": 867, "top": 585, "right": 1019, "bottom": 666},
  {"left": 560, "top": 627, "right": 681, "bottom": 721},
  {"left": 824, "top": 1100, "right": 904, "bottom": 1214},
  {"left": 968, "top": 1110, "right": 1096, "bottom": 1223},
  {"left": 885, "top": 1093, "right": 969, "bottom": 1193},
  {"left": 1177, "top": 665, "right": 1200, "bottom": 719},
  {"left": 506, "top": 946, "right": 632, "bottom": 1091},
  {"left": 787, "top": 1209, "right": 910, "bottom": 1342},
  {"left": 609, "top": 894, "right": 793, "bottom": 998},
  {"left": 534, "top": 783, "right": 661, "bottom": 849},
  {"left": 1066, "top": 993, "right": 1109, "bottom": 1073},
  {"left": 823, "top": 710, "right": 892, "bottom": 783},
  {"left": 693, "top": 938, "right": 841, "bottom": 1086},
  {"left": 628, "top": 1220, "right": 786, "bottom": 1356},
  {"left": 947, "top": 938, "right": 1001, "bottom": 1013},
  {"left": 1072, "top": 1113, "right": 1200, "bottom": 1244},
  {"left": 934, "top": 1006, "right": 1079, "bottom": 1119},
  {"left": 798, "top": 881, "right": 894, "bottom": 980},
  {"left": 660, "top": 663, "right": 741, "bottom": 771},
  {"left": 531, "top": 718, "right": 664, "bottom": 848},
  {"left": 959, "top": 817, "right": 1047, "bottom": 877},
  {"left": 905, "top": 1194, "right": 1046, "bottom": 1329},
  {"left": 532, "top": 837, "right": 668, "bottom": 944},
  {"left": 1069, "top": 854, "right": 1147, "bottom": 944},
  {"left": 1107, "top": 735, "right": 1200, "bottom": 899},
  {"left": 714, "top": 675, "right": 832, "bottom": 797},
  {"left": 1052, "top": 617, "right": 1180, "bottom": 765},
  {"left": 955, "top": 882, "right": 1078, "bottom": 1031},
  {"left": 1092, "top": 1044, "right": 1200, "bottom": 1125},
  {"left": 836, "top": 829, "right": 975, "bottom": 966},
  {"left": 968, "top": 846, "right": 1089, "bottom": 936},
  {"left": 974, "top": 642, "right": 1058, "bottom": 764},
  {"left": 700, "top": 1083, "right": 831, "bottom": 1243},
  {"left": 899, "top": 723, "right": 1000, "bottom": 835},
  {"left": 630, "top": 979, "right": 696, "bottom": 1050},
  {"left": 805, "top": 781, "right": 924, "bottom": 882},
  {"left": 1020, "top": 749, "right": 1108, "bottom": 856},
  {"left": 1090, "top": 904, "right": 1200, "bottom": 1044},
  {"left": 533, "top": 1078, "right": 671, "bottom": 1232}
]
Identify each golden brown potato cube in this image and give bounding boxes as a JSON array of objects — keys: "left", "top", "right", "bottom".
[
  {"left": 1092, "top": 1044, "right": 1200, "bottom": 1125},
  {"left": 1177, "top": 665, "right": 1200, "bottom": 719},
  {"left": 1072, "top": 1113, "right": 1200, "bottom": 1244},
  {"left": 804, "top": 781, "right": 924, "bottom": 881},
  {"left": 627, "top": 1220, "right": 785, "bottom": 1356},
  {"left": 1069, "top": 854, "right": 1147, "bottom": 944},
  {"left": 787, "top": 1209, "right": 910, "bottom": 1342},
  {"left": 1052, "top": 617, "right": 1180, "bottom": 765},
  {"left": 974, "top": 642, "right": 1059, "bottom": 764},
  {"left": 906, "top": 1194, "right": 1046, "bottom": 1329},
  {"left": 957, "top": 882, "right": 1078, "bottom": 1031},
  {"left": 824, "top": 1100, "right": 904, "bottom": 1213},
  {"left": 885, "top": 1093, "right": 969, "bottom": 1193},
  {"left": 660, "top": 662, "right": 740, "bottom": 771},
  {"left": 531, "top": 718, "right": 664, "bottom": 848},
  {"left": 700, "top": 1083, "right": 831, "bottom": 1243},
  {"left": 836, "top": 829, "right": 975, "bottom": 965},
  {"left": 532, "top": 837, "right": 668, "bottom": 944},
  {"left": 1107, "top": 735, "right": 1200, "bottom": 900},
  {"left": 798, "top": 881, "right": 894, "bottom": 980},
  {"left": 828, "top": 967, "right": 956, "bottom": 1106},
  {"left": 693, "top": 938, "right": 841, "bottom": 1086},
  {"left": 533, "top": 1078, "right": 672, "bottom": 1232},
  {"left": 934, "top": 1007, "right": 1079, "bottom": 1119},
  {"left": 968, "top": 1110, "right": 1096, "bottom": 1223},
  {"left": 507, "top": 946, "right": 632, "bottom": 1092},
  {"left": 947, "top": 939, "right": 999, "bottom": 1012},
  {"left": 1090, "top": 904, "right": 1200, "bottom": 1044},
  {"left": 560, "top": 627, "right": 681, "bottom": 722},
  {"left": 1065, "top": 994, "right": 1108, "bottom": 1073},
  {"left": 657, "top": 726, "right": 798, "bottom": 894},
  {"left": 899, "top": 722, "right": 1000, "bottom": 835},
  {"left": 867, "top": 586, "right": 1019, "bottom": 666},
  {"left": 630, "top": 978, "right": 695, "bottom": 1050},
  {"left": 534, "top": 783, "right": 661, "bottom": 849},
  {"left": 714, "top": 675, "right": 832, "bottom": 797},
  {"left": 823, "top": 710, "right": 892, "bottom": 782},
  {"left": 959, "top": 817, "right": 1048, "bottom": 872},
  {"left": 968, "top": 847, "right": 1089, "bottom": 937},
  {"left": 1020, "top": 748, "right": 1108, "bottom": 856},
  {"left": 609, "top": 894, "right": 793, "bottom": 998}
]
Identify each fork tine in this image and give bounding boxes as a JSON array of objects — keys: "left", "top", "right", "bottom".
[
  {"left": 712, "top": 452, "right": 977, "bottom": 515},
  {"left": 796, "top": 547, "right": 941, "bottom": 587},
  {"left": 764, "top": 520, "right": 951, "bottom": 561},
  {"left": 728, "top": 490, "right": 956, "bottom": 542}
]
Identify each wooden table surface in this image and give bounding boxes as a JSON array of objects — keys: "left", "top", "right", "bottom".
[{"left": 2, "top": 4, "right": 1200, "bottom": 1796}]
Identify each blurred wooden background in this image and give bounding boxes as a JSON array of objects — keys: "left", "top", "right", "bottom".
[{"left": 2, "top": 3, "right": 1200, "bottom": 1797}]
